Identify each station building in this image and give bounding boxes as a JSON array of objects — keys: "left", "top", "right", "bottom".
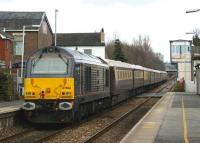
[
  {"left": 170, "top": 39, "right": 200, "bottom": 92},
  {"left": 169, "top": 39, "right": 192, "bottom": 81},
  {"left": 0, "top": 11, "right": 53, "bottom": 68}
]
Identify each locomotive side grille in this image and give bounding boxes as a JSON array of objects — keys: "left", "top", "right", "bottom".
[{"left": 84, "top": 65, "right": 107, "bottom": 93}]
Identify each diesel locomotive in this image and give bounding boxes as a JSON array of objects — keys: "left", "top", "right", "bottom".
[{"left": 22, "top": 46, "right": 167, "bottom": 123}]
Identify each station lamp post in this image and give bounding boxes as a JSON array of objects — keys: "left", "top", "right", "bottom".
[{"left": 55, "top": 9, "right": 58, "bottom": 46}]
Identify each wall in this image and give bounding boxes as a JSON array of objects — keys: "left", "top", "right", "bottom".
[
  {"left": 177, "top": 62, "right": 191, "bottom": 81},
  {"left": 0, "top": 39, "right": 5, "bottom": 61},
  {"left": 0, "top": 39, "right": 12, "bottom": 67},
  {"left": 38, "top": 18, "right": 53, "bottom": 49},
  {"left": 9, "top": 28, "right": 52, "bottom": 64},
  {"left": 185, "top": 80, "right": 196, "bottom": 93},
  {"left": 24, "top": 32, "right": 38, "bottom": 59}
]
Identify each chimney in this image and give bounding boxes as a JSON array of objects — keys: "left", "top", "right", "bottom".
[{"left": 100, "top": 28, "right": 105, "bottom": 43}]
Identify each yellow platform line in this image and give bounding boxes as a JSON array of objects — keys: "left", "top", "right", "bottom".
[{"left": 182, "top": 95, "right": 189, "bottom": 143}]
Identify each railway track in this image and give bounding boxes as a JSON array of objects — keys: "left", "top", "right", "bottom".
[
  {"left": 82, "top": 97, "right": 152, "bottom": 143},
  {"left": 149, "top": 78, "right": 175, "bottom": 93},
  {"left": 0, "top": 126, "right": 67, "bottom": 143},
  {"left": 0, "top": 98, "right": 157, "bottom": 143},
  {"left": 0, "top": 80, "right": 173, "bottom": 143},
  {"left": 0, "top": 128, "right": 35, "bottom": 143}
]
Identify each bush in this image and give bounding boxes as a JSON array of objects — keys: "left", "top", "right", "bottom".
[
  {"left": 0, "top": 69, "right": 15, "bottom": 101},
  {"left": 173, "top": 80, "right": 185, "bottom": 92}
]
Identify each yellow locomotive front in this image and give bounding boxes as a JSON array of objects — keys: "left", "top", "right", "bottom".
[
  {"left": 22, "top": 47, "right": 75, "bottom": 123},
  {"left": 24, "top": 78, "right": 74, "bottom": 101}
]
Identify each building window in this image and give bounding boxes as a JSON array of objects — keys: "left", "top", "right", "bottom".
[
  {"left": 15, "top": 41, "right": 23, "bottom": 55},
  {"left": 181, "top": 45, "right": 190, "bottom": 54},
  {"left": 13, "top": 35, "right": 23, "bottom": 56},
  {"left": 84, "top": 49, "right": 92, "bottom": 55},
  {"left": 171, "top": 45, "right": 181, "bottom": 58},
  {"left": 42, "top": 21, "right": 47, "bottom": 34}
]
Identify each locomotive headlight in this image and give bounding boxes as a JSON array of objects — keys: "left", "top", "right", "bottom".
[
  {"left": 22, "top": 102, "right": 35, "bottom": 110},
  {"left": 59, "top": 102, "right": 72, "bottom": 110}
]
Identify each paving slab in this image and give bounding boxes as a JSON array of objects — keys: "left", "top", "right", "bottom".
[{"left": 120, "top": 92, "right": 200, "bottom": 143}]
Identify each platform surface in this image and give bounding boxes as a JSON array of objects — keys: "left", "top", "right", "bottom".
[
  {"left": 138, "top": 92, "right": 165, "bottom": 97},
  {"left": 0, "top": 100, "right": 23, "bottom": 114},
  {"left": 120, "top": 92, "right": 200, "bottom": 143}
]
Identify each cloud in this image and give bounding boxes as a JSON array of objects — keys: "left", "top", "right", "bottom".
[{"left": 1, "top": 0, "right": 200, "bottom": 62}]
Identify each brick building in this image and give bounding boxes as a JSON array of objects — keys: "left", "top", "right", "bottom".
[
  {"left": 0, "top": 11, "right": 53, "bottom": 67},
  {"left": 0, "top": 31, "right": 13, "bottom": 68}
]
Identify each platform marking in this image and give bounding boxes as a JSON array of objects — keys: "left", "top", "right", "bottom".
[
  {"left": 142, "top": 122, "right": 159, "bottom": 129},
  {"left": 182, "top": 95, "right": 189, "bottom": 143}
]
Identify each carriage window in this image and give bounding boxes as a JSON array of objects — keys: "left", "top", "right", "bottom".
[
  {"left": 124, "top": 71, "right": 126, "bottom": 79},
  {"left": 106, "top": 69, "right": 109, "bottom": 87},
  {"left": 31, "top": 55, "right": 68, "bottom": 74}
]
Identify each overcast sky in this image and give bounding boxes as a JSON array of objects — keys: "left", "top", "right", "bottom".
[{"left": 1, "top": 0, "right": 200, "bottom": 62}]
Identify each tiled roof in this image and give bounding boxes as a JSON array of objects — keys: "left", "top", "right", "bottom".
[
  {"left": 169, "top": 39, "right": 192, "bottom": 42},
  {"left": 56, "top": 33, "right": 105, "bottom": 46},
  {"left": 0, "top": 11, "right": 44, "bottom": 30}
]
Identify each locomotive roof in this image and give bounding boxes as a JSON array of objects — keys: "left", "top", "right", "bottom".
[
  {"left": 30, "top": 46, "right": 108, "bottom": 67},
  {"left": 104, "top": 59, "right": 166, "bottom": 74},
  {"left": 60, "top": 47, "right": 108, "bottom": 66},
  {"left": 132, "top": 65, "right": 144, "bottom": 70},
  {"left": 105, "top": 59, "right": 133, "bottom": 69}
]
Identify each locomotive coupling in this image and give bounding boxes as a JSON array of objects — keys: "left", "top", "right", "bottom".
[{"left": 21, "top": 102, "right": 35, "bottom": 110}]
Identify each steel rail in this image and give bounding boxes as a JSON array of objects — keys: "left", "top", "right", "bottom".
[
  {"left": 34, "top": 128, "right": 68, "bottom": 143},
  {"left": 82, "top": 97, "right": 152, "bottom": 143},
  {"left": 0, "top": 128, "right": 35, "bottom": 143}
]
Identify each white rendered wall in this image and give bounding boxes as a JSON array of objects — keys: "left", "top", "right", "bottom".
[
  {"left": 62, "top": 46, "right": 105, "bottom": 59},
  {"left": 177, "top": 62, "right": 191, "bottom": 81},
  {"left": 185, "top": 80, "right": 196, "bottom": 93}
]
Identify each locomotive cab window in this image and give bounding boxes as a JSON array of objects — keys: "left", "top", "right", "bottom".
[{"left": 31, "top": 54, "right": 68, "bottom": 74}]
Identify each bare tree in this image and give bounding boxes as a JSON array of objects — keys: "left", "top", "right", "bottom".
[{"left": 106, "top": 35, "right": 165, "bottom": 71}]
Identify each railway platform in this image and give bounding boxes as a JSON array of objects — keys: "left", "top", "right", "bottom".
[
  {"left": 0, "top": 100, "right": 23, "bottom": 129},
  {"left": 0, "top": 100, "right": 23, "bottom": 114},
  {"left": 120, "top": 92, "right": 200, "bottom": 143},
  {"left": 138, "top": 93, "right": 165, "bottom": 97}
]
